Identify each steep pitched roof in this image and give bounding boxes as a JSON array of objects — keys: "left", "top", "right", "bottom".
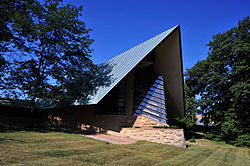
[{"left": 85, "top": 25, "right": 179, "bottom": 105}]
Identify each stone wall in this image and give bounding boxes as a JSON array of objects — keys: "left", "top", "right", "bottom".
[
  {"left": 108, "top": 128, "right": 186, "bottom": 148},
  {"left": 1, "top": 106, "right": 186, "bottom": 148},
  {"left": 46, "top": 108, "right": 167, "bottom": 133},
  {"left": 132, "top": 115, "right": 167, "bottom": 128}
]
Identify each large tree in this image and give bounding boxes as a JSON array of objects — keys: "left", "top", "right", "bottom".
[
  {"left": 0, "top": 0, "right": 38, "bottom": 87},
  {"left": 1, "top": 0, "right": 98, "bottom": 110},
  {"left": 185, "top": 16, "right": 250, "bottom": 146},
  {"left": 0, "top": 0, "right": 37, "bottom": 54}
]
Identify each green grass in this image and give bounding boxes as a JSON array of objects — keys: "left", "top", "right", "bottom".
[{"left": 0, "top": 129, "right": 249, "bottom": 165}]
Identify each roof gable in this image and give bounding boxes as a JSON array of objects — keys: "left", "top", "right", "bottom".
[{"left": 84, "top": 25, "right": 179, "bottom": 105}]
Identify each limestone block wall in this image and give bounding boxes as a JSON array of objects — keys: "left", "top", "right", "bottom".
[
  {"left": 45, "top": 108, "right": 186, "bottom": 148},
  {"left": 1, "top": 105, "right": 186, "bottom": 148},
  {"left": 132, "top": 115, "right": 167, "bottom": 128},
  {"left": 119, "top": 128, "right": 186, "bottom": 148},
  {"left": 81, "top": 115, "right": 167, "bottom": 132}
]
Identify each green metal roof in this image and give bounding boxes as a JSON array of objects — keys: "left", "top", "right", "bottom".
[{"left": 81, "top": 25, "right": 179, "bottom": 105}]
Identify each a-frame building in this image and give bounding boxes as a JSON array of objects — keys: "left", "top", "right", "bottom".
[
  {"left": 49, "top": 25, "right": 185, "bottom": 135},
  {"left": 80, "top": 25, "right": 185, "bottom": 123},
  {"left": 1, "top": 25, "right": 186, "bottom": 147}
]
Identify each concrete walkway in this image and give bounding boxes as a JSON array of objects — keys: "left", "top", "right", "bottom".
[{"left": 84, "top": 134, "right": 138, "bottom": 144}]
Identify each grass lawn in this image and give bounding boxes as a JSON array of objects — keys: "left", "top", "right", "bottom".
[{"left": 0, "top": 128, "right": 249, "bottom": 165}]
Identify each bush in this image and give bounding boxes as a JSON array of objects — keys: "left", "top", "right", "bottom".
[
  {"left": 204, "top": 132, "right": 221, "bottom": 142},
  {"left": 189, "top": 136, "right": 196, "bottom": 143},
  {"left": 204, "top": 131, "right": 224, "bottom": 141},
  {"left": 205, "top": 131, "right": 250, "bottom": 147},
  {"left": 176, "top": 116, "right": 197, "bottom": 129},
  {"left": 231, "top": 134, "right": 250, "bottom": 147},
  {"left": 204, "top": 132, "right": 218, "bottom": 139},
  {"left": 168, "top": 115, "right": 197, "bottom": 130}
]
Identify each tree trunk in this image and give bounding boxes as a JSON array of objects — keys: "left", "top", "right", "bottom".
[{"left": 30, "top": 96, "right": 36, "bottom": 114}]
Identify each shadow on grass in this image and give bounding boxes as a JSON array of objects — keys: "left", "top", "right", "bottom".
[
  {"left": 184, "top": 125, "right": 217, "bottom": 140},
  {"left": 184, "top": 130, "right": 204, "bottom": 140},
  {"left": 0, "top": 122, "right": 85, "bottom": 135}
]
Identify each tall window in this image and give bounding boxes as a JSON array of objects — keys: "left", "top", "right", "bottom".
[
  {"left": 133, "top": 65, "right": 167, "bottom": 123},
  {"left": 117, "top": 80, "right": 126, "bottom": 115}
]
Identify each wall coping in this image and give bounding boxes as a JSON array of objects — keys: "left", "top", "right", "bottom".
[{"left": 122, "top": 128, "right": 184, "bottom": 131}]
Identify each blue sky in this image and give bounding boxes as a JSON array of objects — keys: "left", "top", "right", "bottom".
[{"left": 63, "top": 0, "right": 249, "bottom": 71}]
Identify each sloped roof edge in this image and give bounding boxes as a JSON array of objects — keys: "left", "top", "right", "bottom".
[{"left": 81, "top": 25, "right": 180, "bottom": 105}]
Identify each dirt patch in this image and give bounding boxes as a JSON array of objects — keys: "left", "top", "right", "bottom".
[{"left": 84, "top": 134, "right": 138, "bottom": 144}]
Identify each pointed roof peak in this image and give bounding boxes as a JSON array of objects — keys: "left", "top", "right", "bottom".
[{"left": 79, "top": 25, "right": 179, "bottom": 105}]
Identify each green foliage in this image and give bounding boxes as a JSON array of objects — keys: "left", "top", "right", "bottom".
[
  {"left": 152, "top": 125, "right": 168, "bottom": 128},
  {"left": 0, "top": 0, "right": 38, "bottom": 53},
  {"left": 0, "top": 0, "right": 38, "bottom": 88},
  {"left": 231, "top": 134, "right": 250, "bottom": 147},
  {"left": 173, "top": 84, "right": 197, "bottom": 129},
  {"left": 0, "top": 0, "right": 98, "bottom": 108},
  {"left": 205, "top": 132, "right": 250, "bottom": 147},
  {"left": 175, "top": 116, "right": 197, "bottom": 129},
  {"left": 188, "top": 136, "right": 196, "bottom": 143},
  {"left": 185, "top": 16, "right": 250, "bottom": 146},
  {"left": 204, "top": 131, "right": 223, "bottom": 142},
  {"left": 152, "top": 125, "right": 180, "bottom": 129}
]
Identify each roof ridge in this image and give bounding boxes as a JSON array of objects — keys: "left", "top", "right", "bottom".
[
  {"left": 79, "top": 25, "right": 179, "bottom": 105},
  {"left": 106, "top": 25, "right": 179, "bottom": 64}
]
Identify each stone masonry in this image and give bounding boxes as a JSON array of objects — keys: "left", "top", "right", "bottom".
[
  {"left": 119, "top": 128, "right": 186, "bottom": 148},
  {"left": 131, "top": 115, "right": 168, "bottom": 128},
  {"left": 45, "top": 108, "right": 186, "bottom": 148},
  {"left": 107, "top": 115, "right": 186, "bottom": 148}
]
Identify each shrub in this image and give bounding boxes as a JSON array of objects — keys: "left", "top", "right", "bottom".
[
  {"left": 189, "top": 136, "right": 196, "bottom": 143},
  {"left": 176, "top": 114, "right": 197, "bottom": 129},
  {"left": 204, "top": 131, "right": 250, "bottom": 147},
  {"left": 168, "top": 114, "right": 197, "bottom": 130},
  {"left": 231, "top": 134, "right": 250, "bottom": 147},
  {"left": 204, "top": 131, "right": 223, "bottom": 142}
]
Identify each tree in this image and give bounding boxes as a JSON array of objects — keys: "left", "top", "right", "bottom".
[
  {"left": 183, "top": 83, "right": 198, "bottom": 128},
  {"left": 1, "top": 0, "right": 98, "bottom": 111},
  {"left": 185, "top": 16, "right": 250, "bottom": 146},
  {"left": 0, "top": 0, "right": 38, "bottom": 87},
  {"left": 174, "top": 84, "right": 197, "bottom": 129}
]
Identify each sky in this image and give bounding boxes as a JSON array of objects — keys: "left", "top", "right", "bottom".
[{"left": 63, "top": 0, "right": 248, "bottom": 71}]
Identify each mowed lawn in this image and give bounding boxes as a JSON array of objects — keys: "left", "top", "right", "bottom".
[{"left": 0, "top": 130, "right": 249, "bottom": 166}]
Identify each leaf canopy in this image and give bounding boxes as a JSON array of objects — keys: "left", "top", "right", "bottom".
[
  {"left": 185, "top": 16, "right": 250, "bottom": 143},
  {"left": 1, "top": 0, "right": 98, "bottom": 108}
]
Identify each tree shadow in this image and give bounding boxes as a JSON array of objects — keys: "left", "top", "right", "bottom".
[
  {"left": 0, "top": 62, "right": 115, "bottom": 135},
  {"left": 184, "top": 130, "right": 204, "bottom": 140},
  {"left": 36, "top": 62, "right": 114, "bottom": 108},
  {"left": 0, "top": 121, "right": 98, "bottom": 135}
]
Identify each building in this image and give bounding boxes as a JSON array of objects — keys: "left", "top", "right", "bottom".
[
  {"left": 1, "top": 25, "right": 186, "bottom": 147},
  {"left": 50, "top": 24, "right": 185, "bottom": 134}
]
